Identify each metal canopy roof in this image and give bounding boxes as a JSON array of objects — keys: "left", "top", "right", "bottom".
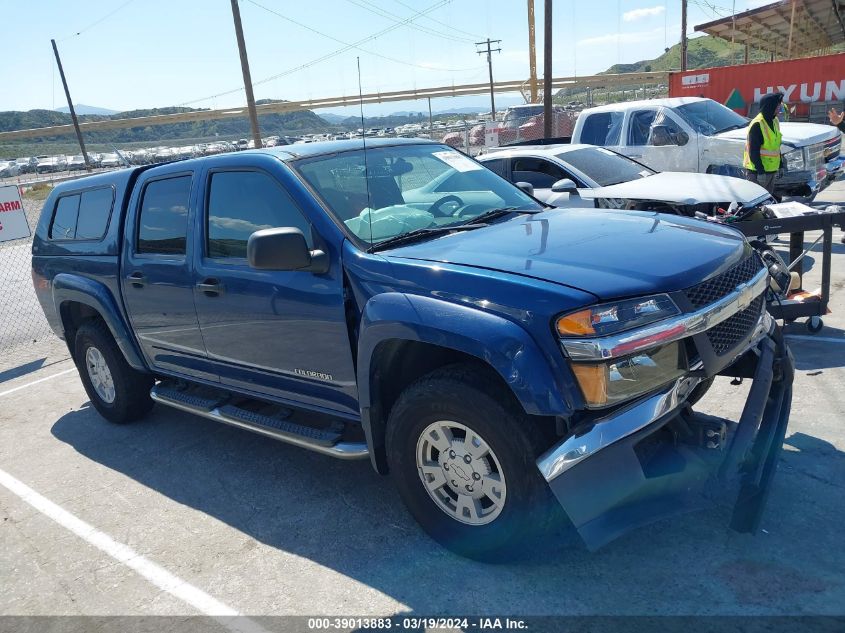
[{"left": 695, "top": 0, "right": 845, "bottom": 59}]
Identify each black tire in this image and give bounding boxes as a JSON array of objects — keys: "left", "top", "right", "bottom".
[
  {"left": 686, "top": 376, "right": 715, "bottom": 407},
  {"left": 385, "top": 364, "right": 555, "bottom": 561},
  {"left": 74, "top": 320, "right": 154, "bottom": 424},
  {"left": 806, "top": 316, "right": 823, "bottom": 333}
]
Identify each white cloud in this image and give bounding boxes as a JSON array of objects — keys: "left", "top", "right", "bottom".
[
  {"left": 623, "top": 6, "right": 666, "bottom": 22},
  {"left": 578, "top": 26, "right": 665, "bottom": 47}
]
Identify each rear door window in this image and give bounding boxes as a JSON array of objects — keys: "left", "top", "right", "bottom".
[
  {"left": 481, "top": 158, "right": 508, "bottom": 178},
  {"left": 511, "top": 157, "right": 566, "bottom": 189},
  {"left": 578, "top": 112, "right": 624, "bottom": 146},
  {"left": 137, "top": 175, "right": 192, "bottom": 255}
]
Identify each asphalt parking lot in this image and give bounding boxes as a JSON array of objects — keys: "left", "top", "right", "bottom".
[{"left": 2, "top": 188, "right": 845, "bottom": 625}]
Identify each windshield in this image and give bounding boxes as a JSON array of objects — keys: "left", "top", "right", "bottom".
[
  {"left": 674, "top": 101, "right": 748, "bottom": 136},
  {"left": 294, "top": 144, "right": 540, "bottom": 248},
  {"left": 558, "top": 147, "right": 654, "bottom": 186}
]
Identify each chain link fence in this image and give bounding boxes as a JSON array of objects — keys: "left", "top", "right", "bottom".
[{"left": 0, "top": 192, "right": 69, "bottom": 380}]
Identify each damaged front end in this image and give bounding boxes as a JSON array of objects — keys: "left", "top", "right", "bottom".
[{"left": 540, "top": 248, "right": 794, "bottom": 550}]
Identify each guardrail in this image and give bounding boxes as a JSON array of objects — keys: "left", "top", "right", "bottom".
[{"left": 0, "top": 72, "right": 671, "bottom": 141}]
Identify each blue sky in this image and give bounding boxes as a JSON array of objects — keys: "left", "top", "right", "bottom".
[{"left": 2, "top": 0, "right": 771, "bottom": 116}]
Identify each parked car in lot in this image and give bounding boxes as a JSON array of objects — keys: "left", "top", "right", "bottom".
[
  {"left": 15, "top": 157, "right": 37, "bottom": 174},
  {"left": 478, "top": 144, "right": 773, "bottom": 215},
  {"left": 36, "top": 155, "right": 67, "bottom": 174},
  {"left": 0, "top": 160, "right": 21, "bottom": 177},
  {"left": 99, "top": 153, "right": 122, "bottom": 168},
  {"left": 32, "top": 138, "right": 793, "bottom": 559},
  {"left": 67, "top": 155, "right": 88, "bottom": 171},
  {"left": 571, "top": 97, "right": 843, "bottom": 198}
]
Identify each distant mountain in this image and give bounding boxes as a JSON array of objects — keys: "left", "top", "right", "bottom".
[
  {"left": 55, "top": 104, "right": 119, "bottom": 116},
  {"left": 318, "top": 113, "right": 351, "bottom": 124}
]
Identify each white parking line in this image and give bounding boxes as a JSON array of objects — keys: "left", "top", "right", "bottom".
[
  {"left": 0, "top": 368, "right": 76, "bottom": 398},
  {"left": 786, "top": 335, "right": 845, "bottom": 345},
  {"left": 0, "top": 467, "right": 268, "bottom": 633}
]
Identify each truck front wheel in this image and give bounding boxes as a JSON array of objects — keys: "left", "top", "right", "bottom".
[
  {"left": 385, "top": 366, "right": 553, "bottom": 561},
  {"left": 74, "top": 321, "right": 154, "bottom": 424}
]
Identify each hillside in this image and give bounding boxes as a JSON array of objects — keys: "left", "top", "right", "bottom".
[
  {"left": 0, "top": 103, "right": 335, "bottom": 155},
  {"left": 602, "top": 35, "right": 770, "bottom": 75}
]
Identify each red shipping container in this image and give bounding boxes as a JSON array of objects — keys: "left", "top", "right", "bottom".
[{"left": 669, "top": 52, "right": 845, "bottom": 117}]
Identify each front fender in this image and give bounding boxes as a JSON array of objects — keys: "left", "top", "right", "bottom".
[
  {"left": 52, "top": 273, "right": 146, "bottom": 371},
  {"left": 358, "top": 292, "right": 573, "bottom": 471}
]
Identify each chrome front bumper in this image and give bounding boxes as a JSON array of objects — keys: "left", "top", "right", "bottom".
[{"left": 539, "top": 313, "right": 793, "bottom": 550}]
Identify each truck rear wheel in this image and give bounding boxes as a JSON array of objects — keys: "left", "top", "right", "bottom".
[
  {"left": 385, "top": 365, "right": 554, "bottom": 561},
  {"left": 74, "top": 321, "right": 154, "bottom": 424}
]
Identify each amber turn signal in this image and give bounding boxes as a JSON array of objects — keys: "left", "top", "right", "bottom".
[
  {"left": 556, "top": 309, "right": 595, "bottom": 336},
  {"left": 570, "top": 363, "right": 608, "bottom": 407}
]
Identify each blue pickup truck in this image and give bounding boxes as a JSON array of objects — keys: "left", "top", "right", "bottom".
[{"left": 32, "top": 138, "right": 793, "bottom": 559}]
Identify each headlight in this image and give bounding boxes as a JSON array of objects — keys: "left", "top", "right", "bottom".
[
  {"left": 784, "top": 148, "right": 804, "bottom": 171},
  {"left": 570, "top": 342, "right": 687, "bottom": 408},
  {"left": 556, "top": 294, "right": 680, "bottom": 338}
]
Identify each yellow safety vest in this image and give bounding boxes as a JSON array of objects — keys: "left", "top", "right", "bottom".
[{"left": 743, "top": 113, "right": 782, "bottom": 172}]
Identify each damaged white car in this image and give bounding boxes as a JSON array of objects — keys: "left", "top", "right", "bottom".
[{"left": 478, "top": 144, "right": 773, "bottom": 217}]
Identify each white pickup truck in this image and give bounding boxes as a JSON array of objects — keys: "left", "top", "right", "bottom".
[{"left": 571, "top": 97, "right": 843, "bottom": 199}]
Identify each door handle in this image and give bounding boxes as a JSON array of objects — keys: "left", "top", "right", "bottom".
[
  {"left": 196, "top": 278, "right": 223, "bottom": 296},
  {"left": 128, "top": 272, "right": 146, "bottom": 287},
  {"left": 628, "top": 153, "right": 643, "bottom": 158}
]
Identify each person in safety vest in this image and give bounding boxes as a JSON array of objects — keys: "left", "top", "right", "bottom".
[{"left": 744, "top": 92, "right": 784, "bottom": 195}]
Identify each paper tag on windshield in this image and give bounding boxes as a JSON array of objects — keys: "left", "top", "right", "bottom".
[{"left": 433, "top": 150, "right": 482, "bottom": 172}]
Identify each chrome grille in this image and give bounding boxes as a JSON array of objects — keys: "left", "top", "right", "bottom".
[
  {"left": 808, "top": 142, "right": 826, "bottom": 170},
  {"left": 684, "top": 255, "right": 764, "bottom": 309},
  {"left": 706, "top": 296, "right": 764, "bottom": 356},
  {"left": 824, "top": 135, "right": 841, "bottom": 162}
]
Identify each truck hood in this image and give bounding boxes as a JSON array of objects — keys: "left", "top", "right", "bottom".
[
  {"left": 386, "top": 209, "right": 747, "bottom": 300},
  {"left": 578, "top": 172, "right": 769, "bottom": 205},
  {"left": 716, "top": 122, "right": 838, "bottom": 147}
]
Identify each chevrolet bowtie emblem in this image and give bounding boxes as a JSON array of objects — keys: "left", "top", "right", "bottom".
[{"left": 737, "top": 284, "right": 754, "bottom": 311}]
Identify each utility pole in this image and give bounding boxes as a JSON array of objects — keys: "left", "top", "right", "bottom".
[
  {"left": 230, "top": 0, "right": 262, "bottom": 148},
  {"left": 51, "top": 39, "right": 91, "bottom": 172},
  {"left": 543, "top": 0, "right": 552, "bottom": 138},
  {"left": 527, "top": 0, "right": 538, "bottom": 103},
  {"left": 681, "top": 0, "right": 688, "bottom": 71},
  {"left": 476, "top": 38, "right": 502, "bottom": 121},
  {"left": 428, "top": 97, "right": 433, "bottom": 138}
]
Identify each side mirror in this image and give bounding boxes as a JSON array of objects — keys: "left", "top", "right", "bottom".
[
  {"left": 247, "top": 227, "right": 329, "bottom": 273},
  {"left": 551, "top": 178, "right": 578, "bottom": 193},
  {"left": 515, "top": 181, "right": 534, "bottom": 196},
  {"left": 674, "top": 131, "right": 689, "bottom": 146}
]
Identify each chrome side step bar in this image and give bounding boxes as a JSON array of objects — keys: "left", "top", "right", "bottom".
[{"left": 150, "top": 385, "right": 369, "bottom": 460}]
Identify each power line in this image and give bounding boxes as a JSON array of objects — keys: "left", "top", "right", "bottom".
[
  {"left": 245, "top": 0, "right": 479, "bottom": 72},
  {"left": 58, "top": 0, "right": 134, "bottom": 41},
  {"left": 346, "top": 0, "right": 471, "bottom": 43},
  {"left": 392, "top": 0, "right": 482, "bottom": 39},
  {"left": 176, "top": 0, "right": 461, "bottom": 107},
  {"left": 344, "top": 0, "right": 474, "bottom": 43}
]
